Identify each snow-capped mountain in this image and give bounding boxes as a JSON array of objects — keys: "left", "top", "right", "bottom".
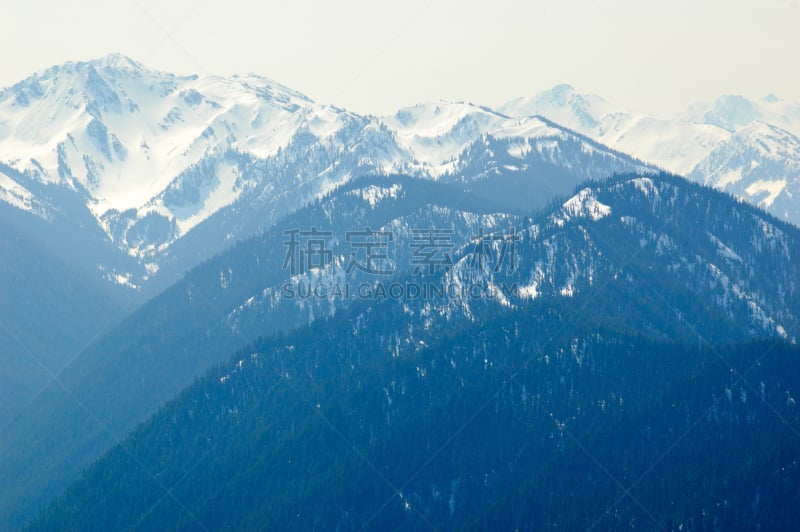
[
  {"left": 0, "top": 54, "right": 407, "bottom": 288},
  {"left": 684, "top": 93, "right": 800, "bottom": 135},
  {"left": 1, "top": 54, "right": 309, "bottom": 224},
  {"left": 498, "top": 84, "right": 730, "bottom": 175},
  {"left": 4, "top": 56, "right": 800, "bottom": 530},
  {"left": 0, "top": 56, "right": 648, "bottom": 292},
  {"left": 2, "top": 56, "right": 797, "bottom": 295},
  {"left": 499, "top": 85, "right": 800, "bottom": 226},
  {"left": 689, "top": 121, "right": 800, "bottom": 221},
  {"left": 439, "top": 116, "right": 652, "bottom": 211},
  {"left": 379, "top": 101, "right": 653, "bottom": 211},
  {"left": 379, "top": 100, "right": 594, "bottom": 176}
]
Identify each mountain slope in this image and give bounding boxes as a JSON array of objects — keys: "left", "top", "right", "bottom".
[
  {"left": 2, "top": 173, "right": 799, "bottom": 527},
  {"left": 684, "top": 93, "right": 800, "bottom": 135},
  {"left": 0, "top": 58, "right": 654, "bottom": 294},
  {"left": 498, "top": 84, "right": 731, "bottom": 176},
  {"left": 0, "top": 176, "right": 517, "bottom": 527},
  {"left": 689, "top": 121, "right": 800, "bottom": 222},
  {"left": 0, "top": 54, "right": 408, "bottom": 290},
  {"left": 500, "top": 86, "right": 800, "bottom": 226},
  {"left": 28, "top": 273, "right": 800, "bottom": 530},
  {"left": 0, "top": 202, "right": 128, "bottom": 427},
  {"left": 440, "top": 117, "right": 653, "bottom": 211}
]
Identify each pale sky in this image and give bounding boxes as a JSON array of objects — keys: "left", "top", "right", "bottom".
[{"left": 2, "top": 0, "right": 799, "bottom": 116}]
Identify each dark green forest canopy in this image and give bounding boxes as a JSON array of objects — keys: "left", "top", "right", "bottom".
[{"left": 30, "top": 293, "right": 800, "bottom": 530}]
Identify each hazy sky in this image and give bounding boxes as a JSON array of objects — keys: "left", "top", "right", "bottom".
[{"left": 3, "top": 0, "right": 799, "bottom": 116}]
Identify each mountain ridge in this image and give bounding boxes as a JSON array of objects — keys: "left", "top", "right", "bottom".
[
  {"left": 0, "top": 54, "right": 655, "bottom": 293},
  {"left": 499, "top": 85, "right": 800, "bottom": 225},
  {"left": 2, "top": 171, "right": 798, "bottom": 527}
]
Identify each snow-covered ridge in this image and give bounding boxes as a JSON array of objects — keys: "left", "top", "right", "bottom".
[
  {"left": 0, "top": 55, "right": 650, "bottom": 290},
  {"left": 551, "top": 188, "right": 612, "bottom": 226},
  {"left": 0, "top": 55, "right": 406, "bottom": 272},
  {"left": 498, "top": 84, "right": 731, "bottom": 176},
  {"left": 0, "top": 170, "right": 45, "bottom": 216},
  {"left": 688, "top": 122, "right": 800, "bottom": 220},
  {"left": 2, "top": 55, "right": 799, "bottom": 292},
  {"left": 499, "top": 86, "right": 800, "bottom": 226},
  {"left": 347, "top": 183, "right": 402, "bottom": 208},
  {"left": 0, "top": 55, "right": 315, "bottom": 216},
  {"left": 380, "top": 102, "right": 569, "bottom": 177}
]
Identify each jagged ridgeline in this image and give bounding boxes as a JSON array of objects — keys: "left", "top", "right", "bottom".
[
  {"left": 0, "top": 56, "right": 653, "bottom": 296},
  {"left": 20, "top": 172, "right": 800, "bottom": 530}
]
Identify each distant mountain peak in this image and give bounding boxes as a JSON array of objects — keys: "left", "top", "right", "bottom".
[
  {"left": 498, "top": 84, "right": 616, "bottom": 134},
  {"left": 88, "top": 52, "right": 145, "bottom": 71},
  {"left": 541, "top": 83, "right": 577, "bottom": 105},
  {"left": 685, "top": 94, "right": 760, "bottom": 132},
  {"left": 2, "top": 57, "right": 800, "bottom": 297},
  {"left": 735, "top": 119, "right": 796, "bottom": 139},
  {"left": 28, "top": 53, "right": 149, "bottom": 84}
]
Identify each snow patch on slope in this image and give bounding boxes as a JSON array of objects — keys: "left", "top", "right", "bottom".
[
  {"left": 347, "top": 183, "right": 402, "bottom": 208},
  {"left": 553, "top": 188, "right": 611, "bottom": 226},
  {"left": 745, "top": 179, "right": 788, "bottom": 208}
]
